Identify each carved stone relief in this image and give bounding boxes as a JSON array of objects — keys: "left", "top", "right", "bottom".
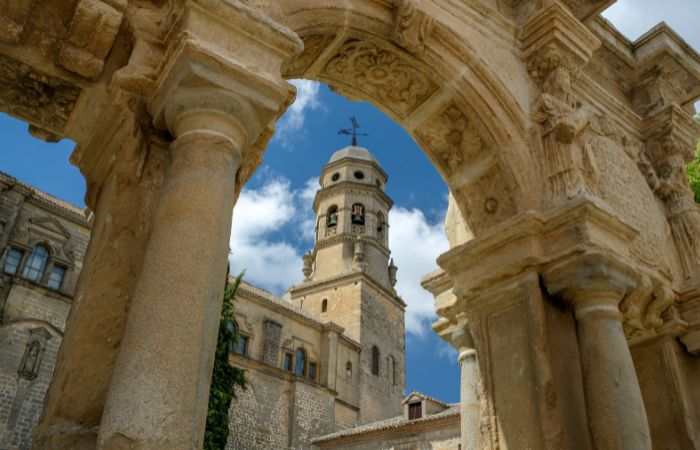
[
  {"left": 283, "top": 35, "right": 334, "bottom": 77},
  {"left": 455, "top": 164, "right": 517, "bottom": 233},
  {"left": 58, "top": 0, "right": 123, "bottom": 80},
  {"left": 416, "top": 103, "right": 484, "bottom": 173},
  {"left": 0, "top": 0, "right": 37, "bottom": 43},
  {"left": 0, "top": 54, "right": 81, "bottom": 130},
  {"left": 645, "top": 136, "right": 700, "bottom": 282},
  {"left": 392, "top": 0, "right": 434, "bottom": 56},
  {"left": 321, "top": 40, "right": 437, "bottom": 118}
]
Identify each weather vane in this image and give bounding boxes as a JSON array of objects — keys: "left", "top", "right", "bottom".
[{"left": 337, "top": 116, "right": 368, "bottom": 146}]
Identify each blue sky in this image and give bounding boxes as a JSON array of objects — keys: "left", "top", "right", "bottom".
[{"left": 1, "top": 1, "right": 699, "bottom": 405}]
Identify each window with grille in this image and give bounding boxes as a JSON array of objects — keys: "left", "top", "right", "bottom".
[
  {"left": 3, "top": 248, "right": 22, "bottom": 274},
  {"left": 47, "top": 265, "right": 66, "bottom": 290},
  {"left": 22, "top": 245, "right": 49, "bottom": 282}
]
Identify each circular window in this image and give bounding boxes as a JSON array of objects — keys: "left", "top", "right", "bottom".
[
  {"left": 354, "top": 170, "right": 365, "bottom": 180},
  {"left": 331, "top": 172, "right": 340, "bottom": 182}
]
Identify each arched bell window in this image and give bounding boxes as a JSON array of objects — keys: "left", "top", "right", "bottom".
[
  {"left": 295, "top": 348, "right": 306, "bottom": 377},
  {"left": 371, "top": 345, "right": 380, "bottom": 376},
  {"left": 351, "top": 203, "right": 365, "bottom": 225},
  {"left": 377, "top": 211, "right": 385, "bottom": 235},
  {"left": 22, "top": 244, "right": 49, "bottom": 282},
  {"left": 327, "top": 205, "right": 339, "bottom": 227}
]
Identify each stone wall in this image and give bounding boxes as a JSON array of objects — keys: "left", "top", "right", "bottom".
[
  {"left": 0, "top": 172, "right": 90, "bottom": 449},
  {"left": 315, "top": 420, "right": 460, "bottom": 450}
]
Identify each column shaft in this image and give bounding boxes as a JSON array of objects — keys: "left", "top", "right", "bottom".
[
  {"left": 575, "top": 301, "right": 652, "bottom": 450},
  {"left": 97, "top": 130, "right": 242, "bottom": 449},
  {"left": 459, "top": 348, "right": 480, "bottom": 450}
]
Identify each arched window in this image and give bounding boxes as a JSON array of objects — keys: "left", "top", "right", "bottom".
[
  {"left": 388, "top": 355, "right": 396, "bottom": 386},
  {"left": 351, "top": 203, "right": 365, "bottom": 225},
  {"left": 321, "top": 299, "right": 328, "bottom": 313},
  {"left": 371, "top": 345, "right": 380, "bottom": 376},
  {"left": 327, "top": 205, "right": 339, "bottom": 227},
  {"left": 346, "top": 361, "right": 352, "bottom": 378},
  {"left": 22, "top": 244, "right": 49, "bottom": 282},
  {"left": 227, "top": 321, "right": 249, "bottom": 356},
  {"left": 295, "top": 348, "right": 306, "bottom": 377},
  {"left": 376, "top": 212, "right": 385, "bottom": 235}
]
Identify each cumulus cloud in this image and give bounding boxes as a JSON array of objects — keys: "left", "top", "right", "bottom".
[
  {"left": 389, "top": 207, "right": 449, "bottom": 336},
  {"left": 228, "top": 175, "right": 450, "bottom": 337},
  {"left": 229, "top": 176, "right": 314, "bottom": 293},
  {"left": 274, "top": 80, "right": 325, "bottom": 146}
]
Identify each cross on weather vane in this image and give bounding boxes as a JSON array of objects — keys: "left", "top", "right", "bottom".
[{"left": 337, "top": 116, "right": 369, "bottom": 146}]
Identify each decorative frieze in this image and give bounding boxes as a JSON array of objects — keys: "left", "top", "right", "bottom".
[{"left": 322, "top": 40, "right": 437, "bottom": 118}]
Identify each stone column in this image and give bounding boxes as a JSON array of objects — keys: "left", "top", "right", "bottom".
[
  {"left": 458, "top": 348, "right": 480, "bottom": 450},
  {"left": 544, "top": 254, "right": 652, "bottom": 450},
  {"left": 96, "top": 101, "right": 246, "bottom": 449}
]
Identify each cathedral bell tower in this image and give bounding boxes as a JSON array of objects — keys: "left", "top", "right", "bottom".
[{"left": 289, "top": 145, "right": 406, "bottom": 424}]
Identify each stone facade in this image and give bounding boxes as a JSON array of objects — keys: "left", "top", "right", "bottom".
[{"left": 0, "top": 172, "right": 90, "bottom": 450}]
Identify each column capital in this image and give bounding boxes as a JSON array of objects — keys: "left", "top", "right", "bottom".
[
  {"left": 543, "top": 252, "right": 636, "bottom": 315},
  {"left": 149, "top": 0, "right": 302, "bottom": 145}
]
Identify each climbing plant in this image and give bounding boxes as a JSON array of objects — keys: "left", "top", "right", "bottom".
[
  {"left": 203, "top": 267, "right": 247, "bottom": 450},
  {"left": 687, "top": 141, "right": 700, "bottom": 203}
]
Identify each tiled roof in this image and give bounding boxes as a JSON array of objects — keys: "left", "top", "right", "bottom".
[
  {"left": 236, "top": 279, "right": 327, "bottom": 327},
  {"left": 402, "top": 390, "right": 450, "bottom": 408},
  {"left": 312, "top": 404, "right": 460, "bottom": 444}
]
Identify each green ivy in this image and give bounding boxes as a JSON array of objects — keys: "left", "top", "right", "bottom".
[
  {"left": 203, "top": 269, "right": 247, "bottom": 450},
  {"left": 687, "top": 139, "right": 700, "bottom": 204}
]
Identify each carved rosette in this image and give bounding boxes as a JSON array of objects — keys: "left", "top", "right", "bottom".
[
  {"left": 322, "top": 40, "right": 437, "bottom": 118},
  {"left": 416, "top": 104, "right": 483, "bottom": 173}
]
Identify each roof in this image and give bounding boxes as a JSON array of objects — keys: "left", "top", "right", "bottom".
[
  {"left": 402, "top": 391, "right": 450, "bottom": 408},
  {"left": 328, "top": 146, "right": 379, "bottom": 164},
  {"left": 0, "top": 171, "right": 88, "bottom": 224},
  {"left": 311, "top": 404, "right": 460, "bottom": 444}
]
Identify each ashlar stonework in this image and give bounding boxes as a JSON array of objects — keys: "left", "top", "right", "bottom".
[{"left": 0, "top": 0, "right": 696, "bottom": 449}]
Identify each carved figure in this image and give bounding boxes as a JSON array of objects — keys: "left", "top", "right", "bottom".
[{"left": 530, "top": 46, "right": 595, "bottom": 204}]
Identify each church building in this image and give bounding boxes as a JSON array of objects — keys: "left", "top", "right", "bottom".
[{"left": 226, "top": 145, "right": 459, "bottom": 450}]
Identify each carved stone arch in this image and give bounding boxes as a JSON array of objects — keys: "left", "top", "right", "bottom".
[{"left": 269, "top": 0, "right": 534, "bottom": 237}]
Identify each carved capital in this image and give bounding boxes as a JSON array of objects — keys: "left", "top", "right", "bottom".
[
  {"left": 543, "top": 252, "right": 636, "bottom": 316},
  {"left": 58, "top": 0, "right": 123, "bottom": 80},
  {"left": 392, "top": 0, "right": 434, "bottom": 56}
]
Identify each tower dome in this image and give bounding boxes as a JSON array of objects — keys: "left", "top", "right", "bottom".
[{"left": 328, "top": 146, "right": 379, "bottom": 164}]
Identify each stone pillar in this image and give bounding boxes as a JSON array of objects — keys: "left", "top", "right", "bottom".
[
  {"left": 96, "top": 103, "right": 245, "bottom": 449},
  {"left": 458, "top": 348, "right": 480, "bottom": 450},
  {"left": 544, "top": 254, "right": 652, "bottom": 450},
  {"left": 95, "top": 2, "right": 300, "bottom": 446}
]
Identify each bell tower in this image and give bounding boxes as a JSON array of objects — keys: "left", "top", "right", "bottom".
[{"left": 289, "top": 145, "right": 405, "bottom": 424}]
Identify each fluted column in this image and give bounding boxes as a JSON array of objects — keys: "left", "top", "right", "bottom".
[{"left": 544, "top": 254, "right": 652, "bottom": 450}]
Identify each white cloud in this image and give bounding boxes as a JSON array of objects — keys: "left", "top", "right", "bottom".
[
  {"left": 229, "top": 176, "right": 314, "bottom": 293},
  {"left": 389, "top": 206, "right": 449, "bottom": 336},
  {"left": 274, "top": 80, "right": 325, "bottom": 146},
  {"left": 229, "top": 175, "right": 450, "bottom": 337}
]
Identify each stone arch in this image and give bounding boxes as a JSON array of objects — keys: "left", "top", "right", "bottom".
[{"left": 268, "top": 0, "right": 535, "bottom": 237}]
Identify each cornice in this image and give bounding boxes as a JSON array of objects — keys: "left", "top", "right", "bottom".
[
  {"left": 313, "top": 181, "right": 394, "bottom": 211},
  {"left": 290, "top": 271, "right": 406, "bottom": 309},
  {"left": 320, "top": 156, "right": 389, "bottom": 182},
  {"left": 314, "top": 233, "right": 391, "bottom": 258}
]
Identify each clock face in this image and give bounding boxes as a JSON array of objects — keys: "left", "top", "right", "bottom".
[
  {"left": 331, "top": 172, "right": 340, "bottom": 182},
  {"left": 354, "top": 170, "right": 365, "bottom": 180}
]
